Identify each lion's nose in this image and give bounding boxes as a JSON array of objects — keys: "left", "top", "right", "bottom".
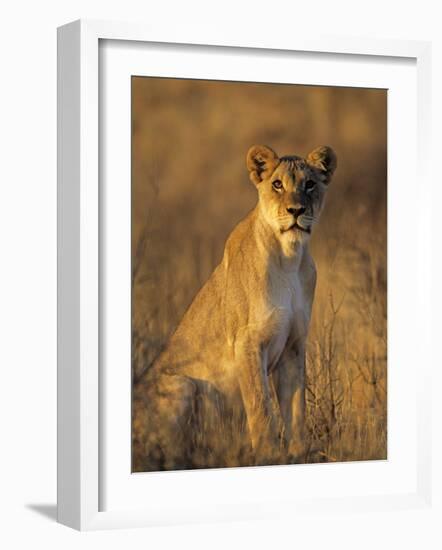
[{"left": 287, "top": 206, "right": 306, "bottom": 217}]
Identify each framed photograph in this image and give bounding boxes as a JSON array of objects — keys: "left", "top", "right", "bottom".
[{"left": 57, "top": 19, "right": 432, "bottom": 530}]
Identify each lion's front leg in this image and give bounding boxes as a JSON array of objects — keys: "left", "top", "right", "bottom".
[
  {"left": 273, "top": 345, "right": 306, "bottom": 461},
  {"left": 236, "top": 347, "right": 284, "bottom": 465}
]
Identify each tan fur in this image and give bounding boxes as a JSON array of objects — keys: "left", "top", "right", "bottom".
[{"left": 133, "top": 144, "right": 337, "bottom": 470}]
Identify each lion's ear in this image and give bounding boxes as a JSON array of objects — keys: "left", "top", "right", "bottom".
[
  {"left": 306, "top": 146, "right": 337, "bottom": 185},
  {"left": 246, "top": 145, "right": 279, "bottom": 186}
]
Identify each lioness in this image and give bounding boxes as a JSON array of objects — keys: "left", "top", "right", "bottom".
[{"left": 133, "top": 144, "right": 337, "bottom": 471}]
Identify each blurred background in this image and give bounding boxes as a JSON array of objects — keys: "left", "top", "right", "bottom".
[{"left": 132, "top": 77, "right": 387, "bottom": 464}]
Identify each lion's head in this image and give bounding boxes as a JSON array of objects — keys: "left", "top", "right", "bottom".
[{"left": 247, "top": 144, "right": 337, "bottom": 247}]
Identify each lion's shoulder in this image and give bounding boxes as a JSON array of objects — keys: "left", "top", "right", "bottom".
[{"left": 222, "top": 208, "right": 258, "bottom": 266}]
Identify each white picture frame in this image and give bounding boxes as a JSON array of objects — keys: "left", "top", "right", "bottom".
[{"left": 57, "top": 19, "right": 432, "bottom": 531}]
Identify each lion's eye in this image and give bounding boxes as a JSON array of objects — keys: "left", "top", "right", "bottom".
[
  {"left": 305, "top": 180, "right": 315, "bottom": 192},
  {"left": 272, "top": 179, "right": 283, "bottom": 190}
]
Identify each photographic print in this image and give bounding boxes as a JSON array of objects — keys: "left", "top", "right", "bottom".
[{"left": 131, "top": 77, "right": 387, "bottom": 472}]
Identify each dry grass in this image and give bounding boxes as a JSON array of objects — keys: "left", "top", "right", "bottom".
[{"left": 132, "top": 77, "right": 387, "bottom": 468}]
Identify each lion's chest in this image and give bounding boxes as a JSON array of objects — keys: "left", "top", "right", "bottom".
[{"left": 263, "top": 269, "right": 308, "bottom": 370}]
